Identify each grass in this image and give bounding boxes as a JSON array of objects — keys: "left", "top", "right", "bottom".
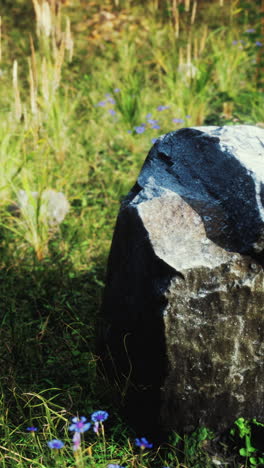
[{"left": 0, "top": 0, "right": 263, "bottom": 466}]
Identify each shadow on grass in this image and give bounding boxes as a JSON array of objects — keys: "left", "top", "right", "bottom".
[{"left": 0, "top": 246, "right": 113, "bottom": 425}]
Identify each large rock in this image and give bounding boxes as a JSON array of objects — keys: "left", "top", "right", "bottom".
[{"left": 100, "top": 126, "right": 264, "bottom": 438}]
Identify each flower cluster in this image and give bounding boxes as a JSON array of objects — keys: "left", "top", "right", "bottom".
[
  {"left": 27, "top": 412, "right": 155, "bottom": 467},
  {"left": 232, "top": 28, "right": 262, "bottom": 48},
  {"left": 131, "top": 107, "right": 191, "bottom": 144},
  {"left": 95, "top": 89, "right": 191, "bottom": 144},
  {"left": 95, "top": 90, "right": 120, "bottom": 117},
  {"left": 44, "top": 410, "right": 109, "bottom": 451}
]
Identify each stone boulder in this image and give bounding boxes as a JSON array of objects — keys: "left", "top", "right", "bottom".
[{"left": 100, "top": 125, "right": 264, "bottom": 438}]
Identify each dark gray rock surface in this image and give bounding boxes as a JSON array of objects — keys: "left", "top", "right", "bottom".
[{"left": 100, "top": 125, "right": 264, "bottom": 438}]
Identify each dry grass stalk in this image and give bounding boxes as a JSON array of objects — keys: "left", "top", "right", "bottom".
[
  {"left": 54, "top": 1, "right": 62, "bottom": 44},
  {"left": 49, "top": 0, "right": 57, "bottom": 16},
  {"left": 28, "top": 58, "right": 38, "bottom": 115},
  {"left": 41, "top": 58, "right": 49, "bottom": 102},
  {"left": 42, "top": 1, "right": 52, "bottom": 37},
  {"left": 53, "top": 33, "right": 66, "bottom": 91},
  {"left": 187, "top": 41, "right": 191, "bottom": 65},
  {"left": 12, "top": 61, "right": 22, "bottom": 121},
  {"left": 29, "top": 35, "right": 38, "bottom": 87},
  {"left": 193, "top": 36, "right": 198, "bottom": 60},
  {"left": 200, "top": 25, "right": 208, "bottom": 54},
  {"left": 65, "top": 17, "right": 74, "bottom": 62},
  {"left": 222, "top": 102, "right": 233, "bottom": 119},
  {"left": 32, "top": 0, "right": 41, "bottom": 30},
  {"left": 32, "top": 0, "right": 52, "bottom": 37},
  {"left": 184, "top": 0, "right": 190, "bottom": 12},
  {"left": 179, "top": 46, "right": 183, "bottom": 65},
  {"left": 41, "top": 57, "right": 50, "bottom": 103},
  {"left": 172, "top": 0, "right": 180, "bottom": 38},
  {"left": 190, "top": 0, "right": 197, "bottom": 24}
]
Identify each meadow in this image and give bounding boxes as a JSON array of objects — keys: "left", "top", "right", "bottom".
[{"left": 0, "top": 0, "right": 263, "bottom": 466}]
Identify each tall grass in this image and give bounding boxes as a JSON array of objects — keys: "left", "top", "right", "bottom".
[{"left": 0, "top": 0, "right": 263, "bottom": 466}]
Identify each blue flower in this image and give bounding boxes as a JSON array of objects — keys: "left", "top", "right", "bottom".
[
  {"left": 134, "top": 126, "right": 145, "bottom": 134},
  {"left": 157, "top": 105, "right": 170, "bottom": 111},
  {"left": 107, "top": 97, "right": 116, "bottom": 105},
  {"left": 26, "top": 426, "right": 38, "bottom": 432},
  {"left": 147, "top": 119, "right": 158, "bottom": 125},
  {"left": 107, "top": 465, "right": 125, "bottom": 468},
  {"left": 47, "top": 439, "right": 64, "bottom": 449},
  {"left": 69, "top": 416, "right": 91, "bottom": 433},
  {"left": 96, "top": 101, "right": 107, "bottom": 107},
  {"left": 91, "top": 410, "right": 109, "bottom": 422},
  {"left": 135, "top": 437, "right": 153, "bottom": 449},
  {"left": 172, "top": 118, "right": 184, "bottom": 124}
]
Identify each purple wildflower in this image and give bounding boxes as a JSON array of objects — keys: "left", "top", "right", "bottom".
[
  {"left": 69, "top": 416, "right": 91, "bottom": 433},
  {"left": 135, "top": 437, "right": 153, "bottom": 449},
  {"left": 157, "top": 105, "right": 170, "bottom": 111},
  {"left": 256, "top": 41, "right": 263, "bottom": 47},
  {"left": 47, "top": 439, "right": 64, "bottom": 449},
  {"left": 172, "top": 118, "right": 184, "bottom": 124},
  {"left": 107, "top": 97, "right": 116, "bottom": 105},
  {"left": 134, "top": 125, "right": 145, "bottom": 134},
  {"left": 108, "top": 109, "right": 116, "bottom": 116},
  {"left": 26, "top": 426, "right": 38, "bottom": 432},
  {"left": 91, "top": 410, "right": 109, "bottom": 423},
  {"left": 96, "top": 101, "right": 107, "bottom": 107},
  {"left": 147, "top": 119, "right": 158, "bottom": 125},
  {"left": 72, "top": 431, "right": 81, "bottom": 451},
  {"left": 107, "top": 465, "right": 125, "bottom": 468}
]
